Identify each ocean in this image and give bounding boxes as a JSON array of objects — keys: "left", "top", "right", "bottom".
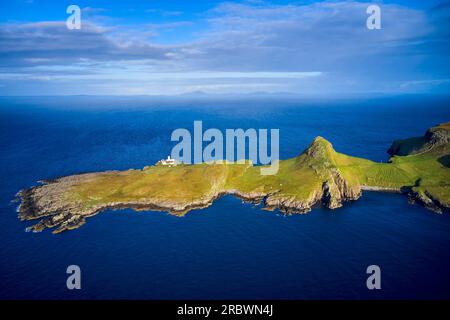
[{"left": 0, "top": 94, "right": 449, "bottom": 299}]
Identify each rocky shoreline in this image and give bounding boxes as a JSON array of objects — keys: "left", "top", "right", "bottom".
[
  {"left": 406, "top": 189, "right": 449, "bottom": 214},
  {"left": 16, "top": 172, "right": 449, "bottom": 234},
  {"left": 15, "top": 169, "right": 375, "bottom": 234}
]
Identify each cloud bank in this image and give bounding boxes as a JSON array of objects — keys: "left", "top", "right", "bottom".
[{"left": 0, "top": 1, "right": 449, "bottom": 95}]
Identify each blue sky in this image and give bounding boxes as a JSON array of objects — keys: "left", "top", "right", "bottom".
[{"left": 0, "top": 0, "right": 449, "bottom": 95}]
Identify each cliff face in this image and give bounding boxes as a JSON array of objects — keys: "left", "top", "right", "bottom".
[
  {"left": 386, "top": 123, "right": 450, "bottom": 213},
  {"left": 264, "top": 190, "right": 322, "bottom": 213},
  {"left": 407, "top": 189, "right": 446, "bottom": 214},
  {"left": 388, "top": 122, "right": 450, "bottom": 156},
  {"left": 300, "top": 137, "right": 362, "bottom": 208},
  {"left": 322, "top": 169, "right": 361, "bottom": 209}
]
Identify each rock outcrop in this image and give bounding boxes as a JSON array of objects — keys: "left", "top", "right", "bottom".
[{"left": 388, "top": 122, "right": 450, "bottom": 156}]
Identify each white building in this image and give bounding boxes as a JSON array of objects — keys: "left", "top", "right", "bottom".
[{"left": 158, "top": 155, "right": 178, "bottom": 166}]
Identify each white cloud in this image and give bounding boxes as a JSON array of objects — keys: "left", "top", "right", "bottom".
[{"left": 0, "top": 1, "right": 448, "bottom": 95}]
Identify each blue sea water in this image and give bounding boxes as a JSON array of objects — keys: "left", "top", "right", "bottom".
[{"left": 0, "top": 95, "right": 449, "bottom": 299}]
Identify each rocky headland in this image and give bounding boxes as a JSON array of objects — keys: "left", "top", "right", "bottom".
[{"left": 17, "top": 123, "right": 450, "bottom": 233}]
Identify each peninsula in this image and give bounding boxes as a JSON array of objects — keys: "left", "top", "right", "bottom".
[{"left": 17, "top": 123, "right": 450, "bottom": 233}]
